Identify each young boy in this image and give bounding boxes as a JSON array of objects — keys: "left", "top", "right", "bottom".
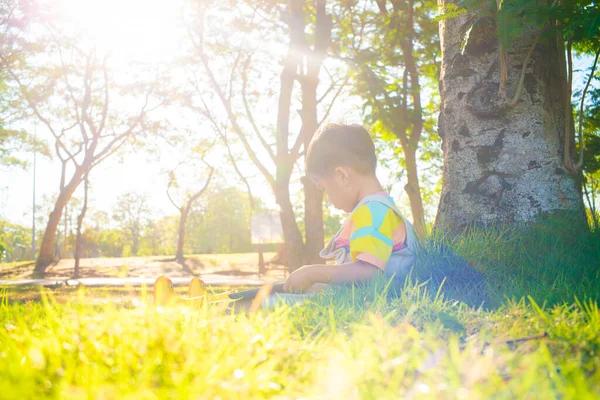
[
  {"left": 281, "top": 123, "right": 418, "bottom": 296},
  {"left": 153, "top": 123, "right": 418, "bottom": 310}
]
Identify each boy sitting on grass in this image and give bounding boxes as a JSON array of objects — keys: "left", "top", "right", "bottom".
[
  {"left": 153, "top": 123, "right": 418, "bottom": 309},
  {"left": 279, "top": 123, "right": 418, "bottom": 299}
]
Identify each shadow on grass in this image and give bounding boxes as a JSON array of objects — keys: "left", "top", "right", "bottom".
[{"left": 421, "top": 212, "right": 600, "bottom": 309}]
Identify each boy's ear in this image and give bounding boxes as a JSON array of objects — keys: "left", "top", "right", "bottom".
[{"left": 334, "top": 166, "right": 350, "bottom": 184}]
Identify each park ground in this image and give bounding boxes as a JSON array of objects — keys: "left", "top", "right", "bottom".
[
  {"left": 0, "top": 252, "right": 285, "bottom": 281},
  {"left": 1, "top": 220, "right": 600, "bottom": 399}
]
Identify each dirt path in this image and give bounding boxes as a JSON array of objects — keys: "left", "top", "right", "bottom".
[{"left": 0, "top": 253, "right": 287, "bottom": 281}]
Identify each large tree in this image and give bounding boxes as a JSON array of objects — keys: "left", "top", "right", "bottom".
[
  {"left": 184, "top": 0, "right": 342, "bottom": 271},
  {"left": 1, "top": 15, "right": 167, "bottom": 276},
  {"left": 334, "top": 0, "right": 440, "bottom": 237},
  {"left": 434, "top": 0, "right": 597, "bottom": 230}
]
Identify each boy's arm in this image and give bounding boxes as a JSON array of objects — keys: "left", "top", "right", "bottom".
[{"left": 283, "top": 261, "right": 381, "bottom": 293}]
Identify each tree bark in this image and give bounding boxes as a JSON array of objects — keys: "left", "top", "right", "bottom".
[
  {"left": 131, "top": 229, "right": 139, "bottom": 256},
  {"left": 172, "top": 167, "right": 213, "bottom": 265},
  {"left": 176, "top": 207, "right": 189, "bottom": 264},
  {"left": 303, "top": 179, "right": 324, "bottom": 264},
  {"left": 275, "top": 181, "right": 306, "bottom": 271},
  {"left": 73, "top": 169, "right": 89, "bottom": 279},
  {"left": 271, "top": 0, "right": 306, "bottom": 272},
  {"left": 301, "top": 76, "right": 324, "bottom": 265},
  {"left": 299, "top": 0, "right": 330, "bottom": 265},
  {"left": 33, "top": 170, "right": 83, "bottom": 278},
  {"left": 434, "top": 4, "right": 584, "bottom": 231}
]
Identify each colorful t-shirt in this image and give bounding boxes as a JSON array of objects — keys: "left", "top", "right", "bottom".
[{"left": 334, "top": 193, "right": 406, "bottom": 270}]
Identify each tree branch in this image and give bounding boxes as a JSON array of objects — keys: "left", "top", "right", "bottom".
[
  {"left": 199, "top": 101, "right": 256, "bottom": 209},
  {"left": 186, "top": 37, "right": 275, "bottom": 187},
  {"left": 0, "top": 53, "right": 77, "bottom": 160},
  {"left": 166, "top": 166, "right": 183, "bottom": 211},
  {"left": 91, "top": 86, "right": 153, "bottom": 165},
  {"left": 317, "top": 74, "right": 350, "bottom": 128},
  {"left": 96, "top": 54, "right": 110, "bottom": 134},
  {"left": 241, "top": 56, "right": 276, "bottom": 162},
  {"left": 187, "top": 165, "right": 214, "bottom": 210}
]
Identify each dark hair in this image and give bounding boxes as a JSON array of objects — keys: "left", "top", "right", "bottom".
[{"left": 306, "top": 123, "right": 377, "bottom": 176}]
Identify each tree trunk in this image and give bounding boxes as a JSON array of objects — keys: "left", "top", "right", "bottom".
[
  {"left": 132, "top": 231, "right": 139, "bottom": 256},
  {"left": 73, "top": 170, "right": 89, "bottom": 279},
  {"left": 171, "top": 166, "right": 213, "bottom": 266},
  {"left": 63, "top": 205, "right": 67, "bottom": 258},
  {"left": 434, "top": 6, "right": 584, "bottom": 231},
  {"left": 403, "top": 145, "right": 427, "bottom": 237},
  {"left": 34, "top": 171, "right": 83, "bottom": 278},
  {"left": 275, "top": 182, "right": 306, "bottom": 272},
  {"left": 272, "top": 0, "right": 306, "bottom": 273},
  {"left": 299, "top": 0, "right": 329, "bottom": 265},
  {"left": 303, "top": 180, "right": 324, "bottom": 264},
  {"left": 176, "top": 208, "right": 188, "bottom": 264},
  {"left": 302, "top": 78, "right": 324, "bottom": 265}
]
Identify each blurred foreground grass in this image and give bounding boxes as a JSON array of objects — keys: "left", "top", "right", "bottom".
[
  {"left": 1, "top": 216, "right": 600, "bottom": 399},
  {"left": 1, "top": 280, "right": 599, "bottom": 399}
]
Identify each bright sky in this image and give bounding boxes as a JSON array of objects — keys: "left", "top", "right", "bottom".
[
  {"left": 0, "top": 0, "right": 377, "bottom": 229},
  {"left": 1, "top": 0, "right": 207, "bottom": 225},
  {"left": 2, "top": 0, "right": 595, "bottom": 232}
]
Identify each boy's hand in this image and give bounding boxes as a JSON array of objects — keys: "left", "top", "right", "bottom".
[{"left": 283, "top": 266, "right": 314, "bottom": 293}]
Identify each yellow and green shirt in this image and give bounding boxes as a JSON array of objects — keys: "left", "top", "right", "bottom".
[{"left": 334, "top": 193, "right": 407, "bottom": 270}]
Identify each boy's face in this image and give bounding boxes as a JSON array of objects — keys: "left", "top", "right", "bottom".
[{"left": 311, "top": 167, "right": 357, "bottom": 213}]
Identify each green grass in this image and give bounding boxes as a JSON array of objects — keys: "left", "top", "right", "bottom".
[{"left": 1, "top": 218, "right": 599, "bottom": 398}]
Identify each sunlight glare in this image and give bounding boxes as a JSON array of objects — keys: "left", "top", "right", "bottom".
[{"left": 53, "top": 0, "right": 184, "bottom": 64}]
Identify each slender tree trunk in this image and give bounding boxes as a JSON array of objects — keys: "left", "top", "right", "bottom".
[
  {"left": 273, "top": 0, "right": 306, "bottom": 272},
  {"left": 172, "top": 168, "right": 213, "bottom": 265},
  {"left": 399, "top": 5, "right": 427, "bottom": 237},
  {"left": 299, "top": 0, "right": 330, "bottom": 265},
  {"left": 176, "top": 208, "right": 189, "bottom": 264},
  {"left": 302, "top": 78, "right": 324, "bottom": 265},
  {"left": 403, "top": 145, "right": 427, "bottom": 237},
  {"left": 63, "top": 205, "right": 67, "bottom": 258},
  {"left": 275, "top": 182, "right": 306, "bottom": 272},
  {"left": 132, "top": 230, "right": 139, "bottom": 256},
  {"left": 34, "top": 170, "right": 83, "bottom": 278},
  {"left": 434, "top": 5, "right": 584, "bottom": 231},
  {"left": 73, "top": 170, "right": 89, "bottom": 279},
  {"left": 583, "top": 183, "right": 598, "bottom": 230},
  {"left": 303, "top": 180, "right": 324, "bottom": 264}
]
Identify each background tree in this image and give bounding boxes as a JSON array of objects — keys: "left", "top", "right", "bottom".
[
  {"left": 184, "top": 0, "right": 343, "bottom": 271},
  {"left": 0, "top": 220, "right": 31, "bottom": 262},
  {"left": 96, "top": 228, "right": 125, "bottom": 258},
  {"left": 333, "top": 0, "right": 440, "bottom": 237},
  {"left": 186, "top": 186, "right": 258, "bottom": 254},
  {"left": 581, "top": 70, "right": 600, "bottom": 229},
  {"left": 34, "top": 194, "right": 83, "bottom": 260},
  {"left": 0, "top": 0, "right": 49, "bottom": 169},
  {"left": 73, "top": 169, "right": 90, "bottom": 278},
  {"left": 139, "top": 218, "right": 170, "bottom": 257},
  {"left": 166, "top": 144, "right": 214, "bottom": 266},
  {"left": 1, "top": 12, "right": 168, "bottom": 276},
  {"left": 112, "top": 192, "right": 151, "bottom": 257},
  {"left": 434, "top": 0, "right": 599, "bottom": 231},
  {"left": 0, "top": 129, "right": 49, "bottom": 169}
]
